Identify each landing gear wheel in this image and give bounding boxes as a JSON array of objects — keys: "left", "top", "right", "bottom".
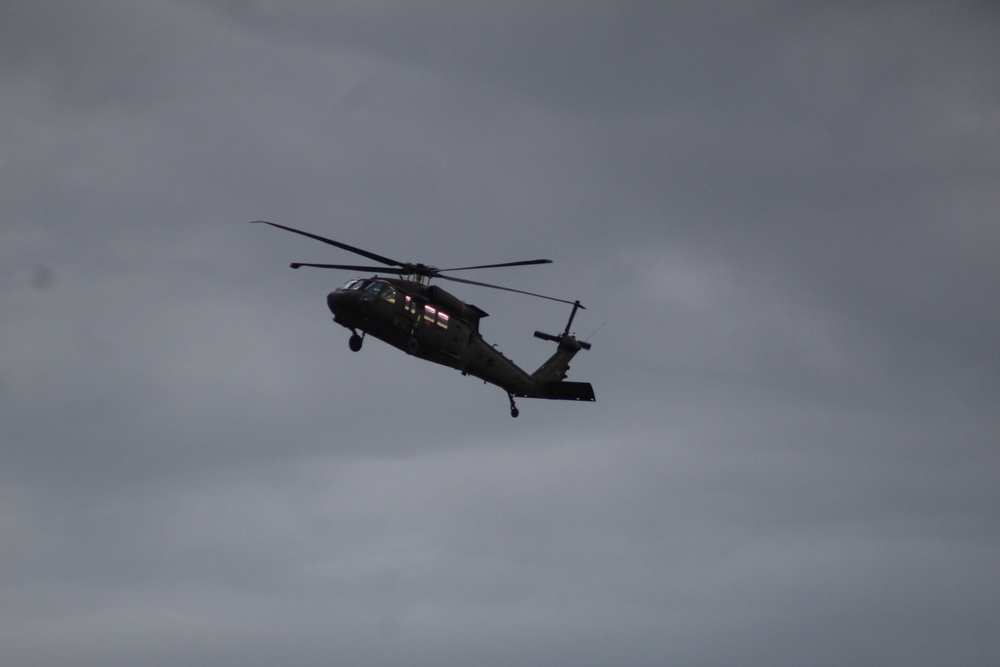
[{"left": 348, "top": 332, "right": 363, "bottom": 352}]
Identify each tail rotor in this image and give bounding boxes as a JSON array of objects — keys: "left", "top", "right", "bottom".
[{"left": 534, "top": 300, "right": 592, "bottom": 350}]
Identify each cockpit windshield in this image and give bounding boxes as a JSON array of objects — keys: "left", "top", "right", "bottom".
[
  {"left": 362, "top": 280, "right": 397, "bottom": 303},
  {"left": 341, "top": 279, "right": 363, "bottom": 290}
]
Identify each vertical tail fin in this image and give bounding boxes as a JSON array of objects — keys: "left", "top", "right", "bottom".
[{"left": 527, "top": 301, "right": 594, "bottom": 400}]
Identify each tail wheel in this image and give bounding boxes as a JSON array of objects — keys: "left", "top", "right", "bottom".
[
  {"left": 348, "top": 333, "right": 363, "bottom": 352},
  {"left": 507, "top": 393, "right": 519, "bottom": 418}
]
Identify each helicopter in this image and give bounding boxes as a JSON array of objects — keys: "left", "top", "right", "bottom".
[{"left": 253, "top": 220, "right": 594, "bottom": 417}]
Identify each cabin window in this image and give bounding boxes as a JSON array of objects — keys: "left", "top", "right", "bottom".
[
  {"left": 402, "top": 296, "right": 445, "bottom": 327},
  {"left": 418, "top": 304, "right": 450, "bottom": 329},
  {"left": 379, "top": 286, "right": 396, "bottom": 304}
]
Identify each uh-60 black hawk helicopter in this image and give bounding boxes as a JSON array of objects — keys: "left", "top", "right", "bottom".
[{"left": 253, "top": 220, "right": 594, "bottom": 417}]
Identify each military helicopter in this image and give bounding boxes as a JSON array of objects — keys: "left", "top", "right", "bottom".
[{"left": 253, "top": 220, "right": 594, "bottom": 417}]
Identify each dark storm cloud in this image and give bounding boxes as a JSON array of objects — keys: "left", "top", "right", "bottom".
[{"left": 2, "top": 1, "right": 999, "bottom": 666}]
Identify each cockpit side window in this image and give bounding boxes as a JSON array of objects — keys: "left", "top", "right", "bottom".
[
  {"left": 379, "top": 285, "right": 397, "bottom": 304},
  {"left": 363, "top": 281, "right": 385, "bottom": 297}
]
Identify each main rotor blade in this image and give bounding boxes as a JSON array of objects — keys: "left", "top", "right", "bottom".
[
  {"left": 251, "top": 220, "right": 403, "bottom": 267},
  {"left": 440, "top": 274, "right": 582, "bottom": 306},
  {"left": 440, "top": 258, "right": 553, "bottom": 272},
  {"left": 289, "top": 263, "right": 407, "bottom": 273}
]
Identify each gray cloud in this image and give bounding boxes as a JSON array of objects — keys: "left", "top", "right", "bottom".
[{"left": 2, "top": 1, "right": 998, "bottom": 665}]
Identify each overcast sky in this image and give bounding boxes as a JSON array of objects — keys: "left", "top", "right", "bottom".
[{"left": 3, "top": 2, "right": 999, "bottom": 665}]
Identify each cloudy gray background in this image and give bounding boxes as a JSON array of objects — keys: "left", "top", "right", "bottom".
[{"left": 3, "top": 1, "right": 999, "bottom": 665}]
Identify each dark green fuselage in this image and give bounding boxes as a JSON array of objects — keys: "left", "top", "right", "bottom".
[{"left": 327, "top": 277, "right": 594, "bottom": 403}]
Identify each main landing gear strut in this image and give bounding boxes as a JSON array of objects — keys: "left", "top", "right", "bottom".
[{"left": 507, "top": 393, "right": 519, "bottom": 418}]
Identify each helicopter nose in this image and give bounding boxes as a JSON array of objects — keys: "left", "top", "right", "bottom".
[{"left": 327, "top": 290, "right": 347, "bottom": 315}]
